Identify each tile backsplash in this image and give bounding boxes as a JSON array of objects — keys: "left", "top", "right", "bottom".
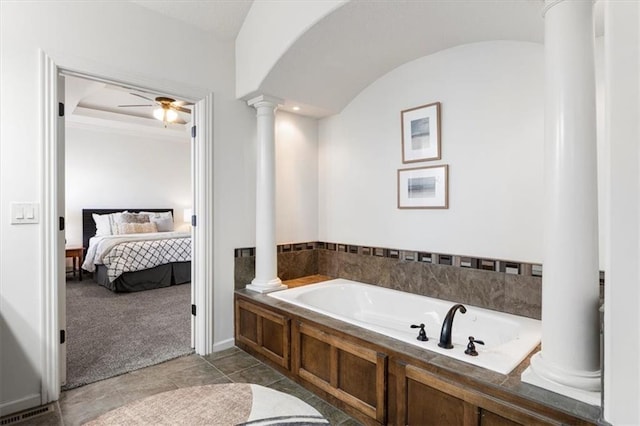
[
  {"left": 235, "top": 241, "right": 548, "bottom": 319},
  {"left": 235, "top": 247, "right": 318, "bottom": 288}
]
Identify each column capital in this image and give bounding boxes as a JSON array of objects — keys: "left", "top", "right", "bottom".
[
  {"left": 542, "top": 0, "right": 595, "bottom": 17},
  {"left": 247, "top": 94, "right": 284, "bottom": 110}
]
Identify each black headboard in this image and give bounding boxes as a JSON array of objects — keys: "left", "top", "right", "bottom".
[{"left": 82, "top": 208, "right": 174, "bottom": 252}]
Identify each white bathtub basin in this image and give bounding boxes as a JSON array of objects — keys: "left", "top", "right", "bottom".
[{"left": 268, "top": 278, "right": 541, "bottom": 374}]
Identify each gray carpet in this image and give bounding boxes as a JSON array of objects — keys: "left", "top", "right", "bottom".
[{"left": 64, "top": 279, "right": 193, "bottom": 390}]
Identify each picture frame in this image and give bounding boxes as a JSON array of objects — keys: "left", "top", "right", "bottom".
[
  {"left": 401, "top": 102, "right": 441, "bottom": 163},
  {"left": 397, "top": 164, "right": 449, "bottom": 209}
]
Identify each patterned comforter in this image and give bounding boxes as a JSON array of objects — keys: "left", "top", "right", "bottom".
[{"left": 82, "top": 232, "right": 191, "bottom": 282}]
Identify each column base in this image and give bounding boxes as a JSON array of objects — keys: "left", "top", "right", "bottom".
[
  {"left": 246, "top": 277, "right": 287, "bottom": 294},
  {"left": 521, "top": 352, "right": 601, "bottom": 406}
]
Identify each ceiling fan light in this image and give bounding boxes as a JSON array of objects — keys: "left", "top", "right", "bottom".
[
  {"left": 165, "top": 108, "right": 178, "bottom": 123},
  {"left": 153, "top": 107, "right": 165, "bottom": 121}
]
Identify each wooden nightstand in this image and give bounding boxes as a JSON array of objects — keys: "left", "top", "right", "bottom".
[{"left": 65, "top": 246, "right": 84, "bottom": 281}]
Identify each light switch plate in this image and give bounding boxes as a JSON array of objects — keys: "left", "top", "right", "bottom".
[{"left": 11, "top": 202, "right": 40, "bottom": 224}]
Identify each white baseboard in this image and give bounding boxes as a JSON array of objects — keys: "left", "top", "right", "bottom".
[
  {"left": 0, "top": 393, "right": 42, "bottom": 417},
  {"left": 212, "top": 338, "right": 235, "bottom": 353}
]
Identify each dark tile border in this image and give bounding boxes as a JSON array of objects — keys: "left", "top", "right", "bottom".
[
  {"left": 320, "top": 241, "right": 545, "bottom": 278},
  {"left": 234, "top": 247, "right": 255, "bottom": 258},
  {"left": 234, "top": 241, "right": 544, "bottom": 278},
  {"left": 234, "top": 240, "right": 605, "bottom": 283}
]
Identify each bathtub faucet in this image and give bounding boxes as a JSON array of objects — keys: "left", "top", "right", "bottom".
[{"left": 438, "top": 304, "right": 467, "bottom": 349}]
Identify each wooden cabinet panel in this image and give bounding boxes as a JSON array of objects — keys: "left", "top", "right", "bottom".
[
  {"left": 239, "top": 308, "right": 258, "bottom": 344},
  {"left": 397, "top": 364, "right": 564, "bottom": 426},
  {"left": 262, "top": 318, "right": 285, "bottom": 357},
  {"left": 407, "top": 378, "right": 477, "bottom": 426},
  {"left": 293, "top": 321, "right": 387, "bottom": 423},
  {"left": 338, "top": 350, "right": 377, "bottom": 407},
  {"left": 235, "top": 299, "right": 290, "bottom": 369},
  {"left": 300, "top": 333, "right": 331, "bottom": 382},
  {"left": 480, "top": 410, "right": 523, "bottom": 426}
]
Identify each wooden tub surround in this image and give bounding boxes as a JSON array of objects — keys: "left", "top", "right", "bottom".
[{"left": 235, "top": 277, "right": 600, "bottom": 426}]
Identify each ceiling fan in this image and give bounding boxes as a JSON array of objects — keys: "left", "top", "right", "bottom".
[{"left": 118, "top": 93, "right": 192, "bottom": 126}]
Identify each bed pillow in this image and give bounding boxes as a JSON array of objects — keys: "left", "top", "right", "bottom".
[
  {"left": 150, "top": 216, "right": 174, "bottom": 232},
  {"left": 92, "top": 212, "right": 127, "bottom": 236},
  {"left": 110, "top": 212, "right": 125, "bottom": 234},
  {"left": 116, "top": 222, "right": 158, "bottom": 235},
  {"left": 119, "top": 212, "right": 151, "bottom": 224},
  {"left": 92, "top": 213, "right": 113, "bottom": 236},
  {"left": 141, "top": 211, "right": 173, "bottom": 220}
]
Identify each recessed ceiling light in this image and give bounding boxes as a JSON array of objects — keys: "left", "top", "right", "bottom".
[{"left": 292, "top": 106, "right": 300, "bottom": 111}]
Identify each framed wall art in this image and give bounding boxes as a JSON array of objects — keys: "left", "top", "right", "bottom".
[
  {"left": 401, "top": 102, "right": 441, "bottom": 163},
  {"left": 397, "top": 164, "right": 448, "bottom": 209}
]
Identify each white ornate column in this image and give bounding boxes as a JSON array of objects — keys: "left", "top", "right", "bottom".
[
  {"left": 246, "top": 95, "right": 287, "bottom": 293},
  {"left": 522, "top": 0, "right": 600, "bottom": 405}
]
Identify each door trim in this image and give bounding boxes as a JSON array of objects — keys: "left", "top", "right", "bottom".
[
  {"left": 39, "top": 49, "right": 60, "bottom": 405},
  {"left": 192, "top": 93, "right": 216, "bottom": 353},
  {"left": 38, "top": 49, "right": 216, "bottom": 404}
]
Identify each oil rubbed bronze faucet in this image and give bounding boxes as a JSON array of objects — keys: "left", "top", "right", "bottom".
[
  {"left": 410, "top": 323, "right": 428, "bottom": 341},
  {"left": 438, "top": 304, "right": 467, "bottom": 349}
]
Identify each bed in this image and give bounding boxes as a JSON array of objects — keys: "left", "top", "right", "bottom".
[{"left": 81, "top": 208, "right": 191, "bottom": 292}]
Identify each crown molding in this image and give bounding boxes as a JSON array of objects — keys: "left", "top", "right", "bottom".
[{"left": 66, "top": 107, "right": 190, "bottom": 141}]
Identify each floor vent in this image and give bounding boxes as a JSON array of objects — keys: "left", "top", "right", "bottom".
[{"left": 0, "top": 404, "right": 54, "bottom": 425}]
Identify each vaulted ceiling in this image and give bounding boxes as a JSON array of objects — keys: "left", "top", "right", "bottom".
[
  {"left": 130, "top": 0, "right": 254, "bottom": 41},
  {"left": 260, "top": 0, "right": 546, "bottom": 117},
  {"left": 73, "top": 0, "right": 603, "bottom": 124}
]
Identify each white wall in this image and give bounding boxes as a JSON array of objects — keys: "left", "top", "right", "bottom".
[
  {"left": 64, "top": 125, "right": 191, "bottom": 246},
  {"left": 603, "top": 1, "right": 640, "bottom": 423},
  {"left": 319, "top": 41, "right": 547, "bottom": 263},
  {"left": 0, "top": 1, "right": 324, "bottom": 413},
  {"left": 276, "top": 111, "right": 319, "bottom": 244},
  {"left": 0, "top": 1, "right": 256, "bottom": 414}
]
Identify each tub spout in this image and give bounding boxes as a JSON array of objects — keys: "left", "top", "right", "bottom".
[{"left": 438, "top": 304, "right": 467, "bottom": 349}]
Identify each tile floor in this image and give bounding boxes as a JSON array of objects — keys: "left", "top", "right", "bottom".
[{"left": 23, "top": 347, "right": 362, "bottom": 425}]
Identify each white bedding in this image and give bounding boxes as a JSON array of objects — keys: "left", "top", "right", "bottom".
[{"left": 82, "top": 231, "right": 190, "bottom": 273}]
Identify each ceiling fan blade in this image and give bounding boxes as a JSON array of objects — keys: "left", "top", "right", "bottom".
[
  {"left": 176, "top": 117, "right": 188, "bottom": 125},
  {"left": 129, "top": 93, "right": 156, "bottom": 102},
  {"left": 173, "top": 100, "right": 194, "bottom": 107},
  {"left": 172, "top": 105, "right": 192, "bottom": 114},
  {"left": 118, "top": 104, "right": 154, "bottom": 107}
]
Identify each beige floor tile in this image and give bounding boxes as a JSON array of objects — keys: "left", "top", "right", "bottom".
[
  {"left": 305, "top": 395, "right": 352, "bottom": 425},
  {"left": 60, "top": 374, "right": 123, "bottom": 406},
  {"left": 227, "top": 363, "right": 286, "bottom": 387},
  {"left": 202, "top": 346, "right": 241, "bottom": 362},
  {"left": 167, "top": 363, "right": 228, "bottom": 388},
  {"left": 126, "top": 353, "right": 205, "bottom": 378},
  {"left": 60, "top": 391, "right": 126, "bottom": 426},
  {"left": 268, "top": 378, "right": 317, "bottom": 403},
  {"left": 205, "top": 350, "right": 261, "bottom": 375}
]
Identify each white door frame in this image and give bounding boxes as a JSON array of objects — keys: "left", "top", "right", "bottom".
[{"left": 38, "top": 50, "right": 215, "bottom": 404}]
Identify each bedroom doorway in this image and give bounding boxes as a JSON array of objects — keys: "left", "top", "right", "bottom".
[
  {"left": 61, "top": 74, "right": 196, "bottom": 389},
  {"left": 39, "top": 50, "right": 215, "bottom": 403}
]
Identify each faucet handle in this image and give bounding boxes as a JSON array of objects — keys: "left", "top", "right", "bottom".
[
  {"left": 464, "top": 336, "right": 484, "bottom": 356},
  {"left": 410, "top": 323, "right": 428, "bottom": 341}
]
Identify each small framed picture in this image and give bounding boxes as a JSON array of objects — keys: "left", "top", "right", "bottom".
[
  {"left": 398, "top": 165, "right": 449, "bottom": 209},
  {"left": 401, "top": 102, "right": 441, "bottom": 163}
]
